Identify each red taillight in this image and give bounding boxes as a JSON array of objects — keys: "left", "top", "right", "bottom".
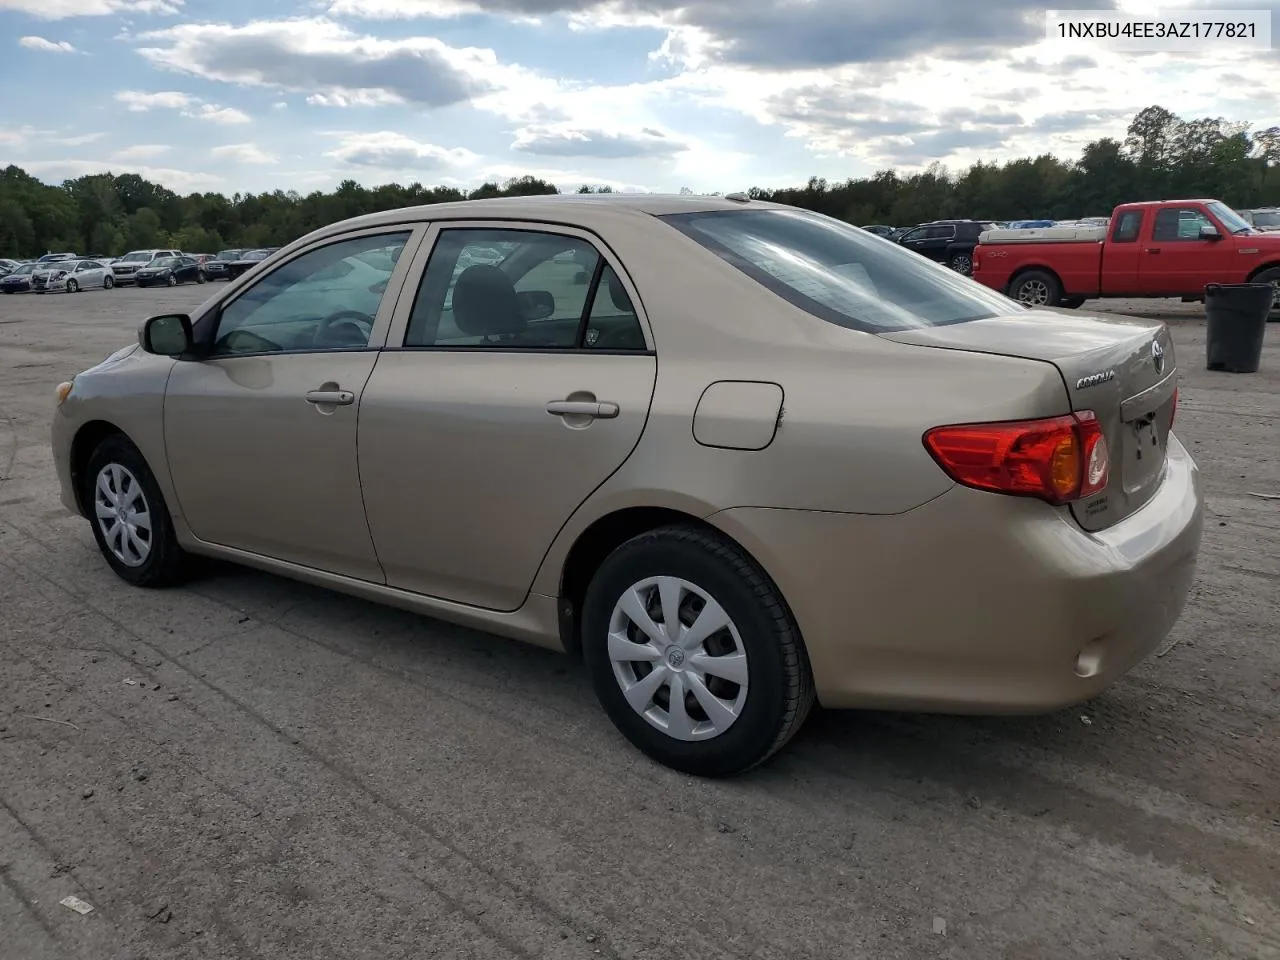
[
  {"left": 1170, "top": 387, "right": 1178, "bottom": 430},
  {"left": 924, "top": 411, "right": 1109, "bottom": 505}
]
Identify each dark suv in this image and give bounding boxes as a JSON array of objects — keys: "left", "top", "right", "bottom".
[{"left": 895, "top": 220, "right": 997, "bottom": 276}]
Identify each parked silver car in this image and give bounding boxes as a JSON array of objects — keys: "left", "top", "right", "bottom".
[{"left": 40, "top": 259, "right": 116, "bottom": 293}]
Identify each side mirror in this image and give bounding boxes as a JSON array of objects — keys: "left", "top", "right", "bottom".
[
  {"left": 1199, "top": 224, "right": 1221, "bottom": 240},
  {"left": 139, "top": 313, "right": 194, "bottom": 356}
]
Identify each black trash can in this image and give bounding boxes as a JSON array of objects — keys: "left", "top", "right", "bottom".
[{"left": 1204, "top": 282, "right": 1271, "bottom": 373}]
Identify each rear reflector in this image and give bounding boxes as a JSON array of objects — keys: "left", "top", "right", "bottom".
[
  {"left": 924, "top": 411, "right": 1109, "bottom": 505},
  {"left": 1170, "top": 387, "right": 1178, "bottom": 430}
]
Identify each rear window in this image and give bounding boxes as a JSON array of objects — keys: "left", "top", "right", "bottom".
[{"left": 660, "top": 208, "right": 1019, "bottom": 332}]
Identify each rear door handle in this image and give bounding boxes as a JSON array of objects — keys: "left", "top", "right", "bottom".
[
  {"left": 546, "top": 400, "right": 619, "bottom": 419},
  {"left": 1145, "top": 247, "right": 1161, "bottom": 254},
  {"left": 305, "top": 389, "right": 354, "bottom": 405}
]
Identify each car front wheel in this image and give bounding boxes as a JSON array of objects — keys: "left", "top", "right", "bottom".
[
  {"left": 166, "top": 274, "right": 178, "bottom": 286},
  {"left": 83, "top": 435, "right": 189, "bottom": 587},
  {"left": 581, "top": 525, "right": 815, "bottom": 777}
]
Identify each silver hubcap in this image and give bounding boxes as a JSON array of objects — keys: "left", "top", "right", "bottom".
[
  {"left": 607, "top": 576, "right": 749, "bottom": 741},
  {"left": 1017, "top": 280, "right": 1049, "bottom": 305},
  {"left": 93, "top": 464, "right": 152, "bottom": 567}
]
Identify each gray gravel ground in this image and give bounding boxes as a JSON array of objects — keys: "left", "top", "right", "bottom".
[{"left": 1, "top": 285, "right": 1277, "bottom": 960}]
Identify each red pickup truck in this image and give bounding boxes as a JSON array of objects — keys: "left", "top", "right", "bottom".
[{"left": 972, "top": 199, "right": 1280, "bottom": 314}]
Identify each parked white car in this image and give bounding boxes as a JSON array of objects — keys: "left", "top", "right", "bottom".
[{"left": 34, "top": 259, "right": 116, "bottom": 293}]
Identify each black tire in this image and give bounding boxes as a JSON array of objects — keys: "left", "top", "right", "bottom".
[
  {"left": 1251, "top": 266, "right": 1280, "bottom": 321},
  {"left": 948, "top": 252, "right": 973, "bottom": 276},
  {"left": 1009, "top": 269, "right": 1062, "bottom": 307},
  {"left": 581, "top": 525, "right": 815, "bottom": 777},
  {"left": 66, "top": 279, "right": 79, "bottom": 293},
  {"left": 83, "top": 434, "right": 190, "bottom": 588},
  {"left": 1059, "top": 297, "right": 1086, "bottom": 309},
  {"left": 166, "top": 274, "right": 178, "bottom": 287},
  {"left": 104, "top": 275, "right": 114, "bottom": 290},
  {"left": 4, "top": 289, "right": 13, "bottom": 294}
]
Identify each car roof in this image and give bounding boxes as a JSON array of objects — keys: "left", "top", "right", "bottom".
[{"left": 307, "top": 193, "right": 784, "bottom": 238}]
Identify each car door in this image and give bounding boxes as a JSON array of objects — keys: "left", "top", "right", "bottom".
[
  {"left": 1097, "top": 209, "right": 1144, "bottom": 294},
  {"left": 78, "top": 260, "right": 105, "bottom": 288},
  {"left": 162, "top": 226, "right": 424, "bottom": 581},
  {"left": 1138, "top": 205, "right": 1237, "bottom": 295},
  {"left": 357, "top": 222, "right": 658, "bottom": 611}
]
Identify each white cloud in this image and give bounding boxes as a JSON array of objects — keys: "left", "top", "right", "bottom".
[
  {"left": 112, "top": 144, "right": 171, "bottom": 160},
  {"left": 210, "top": 143, "right": 278, "bottom": 164},
  {"left": 113, "top": 90, "right": 251, "bottom": 124},
  {"left": 133, "top": 17, "right": 528, "bottom": 108},
  {"left": 115, "top": 89, "right": 193, "bottom": 111},
  {"left": 0, "top": 0, "right": 179, "bottom": 19},
  {"left": 325, "top": 131, "right": 479, "bottom": 169},
  {"left": 0, "top": 126, "right": 104, "bottom": 149},
  {"left": 189, "top": 103, "right": 252, "bottom": 124},
  {"left": 512, "top": 124, "right": 689, "bottom": 159},
  {"left": 18, "top": 35, "right": 79, "bottom": 52},
  {"left": 21, "top": 159, "right": 223, "bottom": 192}
]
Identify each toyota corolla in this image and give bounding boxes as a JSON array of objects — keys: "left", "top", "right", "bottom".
[{"left": 50, "top": 194, "right": 1204, "bottom": 777}]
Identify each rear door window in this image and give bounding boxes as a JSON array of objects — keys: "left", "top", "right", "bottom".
[{"left": 662, "top": 208, "right": 1017, "bottom": 332}]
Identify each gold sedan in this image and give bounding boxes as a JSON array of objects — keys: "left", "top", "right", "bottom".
[{"left": 50, "top": 194, "right": 1205, "bottom": 777}]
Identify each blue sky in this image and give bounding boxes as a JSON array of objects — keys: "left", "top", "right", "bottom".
[{"left": 1, "top": 0, "right": 1278, "bottom": 196}]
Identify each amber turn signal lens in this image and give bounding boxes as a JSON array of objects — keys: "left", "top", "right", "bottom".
[{"left": 55, "top": 381, "right": 74, "bottom": 404}]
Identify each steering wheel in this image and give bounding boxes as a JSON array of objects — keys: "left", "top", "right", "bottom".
[{"left": 313, "top": 309, "right": 375, "bottom": 347}]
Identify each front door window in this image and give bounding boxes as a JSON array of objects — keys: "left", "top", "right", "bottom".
[{"left": 212, "top": 232, "right": 411, "bottom": 355}]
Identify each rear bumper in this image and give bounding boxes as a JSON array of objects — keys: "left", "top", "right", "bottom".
[{"left": 710, "top": 434, "right": 1204, "bottom": 712}]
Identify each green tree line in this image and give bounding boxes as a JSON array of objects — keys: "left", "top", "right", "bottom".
[{"left": 2, "top": 105, "right": 1276, "bottom": 260}]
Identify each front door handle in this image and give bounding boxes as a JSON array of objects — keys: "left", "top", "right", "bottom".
[
  {"left": 1145, "top": 247, "right": 1161, "bottom": 254},
  {"left": 546, "top": 400, "right": 619, "bottom": 419},
  {"left": 305, "top": 389, "right": 354, "bottom": 405}
]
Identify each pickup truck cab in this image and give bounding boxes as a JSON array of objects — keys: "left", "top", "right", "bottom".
[{"left": 972, "top": 200, "right": 1280, "bottom": 314}]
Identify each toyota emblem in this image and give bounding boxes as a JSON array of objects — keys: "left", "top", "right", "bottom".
[{"left": 1151, "top": 340, "right": 1165, "bottom": 374}]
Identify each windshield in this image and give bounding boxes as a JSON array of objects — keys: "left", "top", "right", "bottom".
[
  {"left": 1208, "top": 201, "right": 1252, "bottom": 234},
  {"left": 120, "top": 252, "right": 154, "bottom": 262},
  {"left": 217, "top": 250, "right": 242, "bottom": 260},
  {"left": 660, "top": 208, "right": 1019, "bottom": 332},
  {"left": 12, "top": 264, "right": 35, "bottom": 275},
  {"left": 152, "top": 257, "right": 180, "bottom": 268},
  {"left": 245, "top": 250, "right": 270, "bottom": 261},
  {"left": 1252, "top": 211, "right": 1280, "bottom": 227}
]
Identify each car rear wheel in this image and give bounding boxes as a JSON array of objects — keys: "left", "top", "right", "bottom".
[
  {"left": 948, "top": 253, "right": 973, "bottom": 276},
  {"left": 1009, "top": 270, "right": 1062, "bottom": 307},
  {"left": 66, "top": 279, "right": 79, "bottom": 293},
  {"left": 581, "top": 525, "right": 815, "bottom": 777},
  {"left": 104, "top": 275, "right": 114, "bottom": 290},
  {"left": 83, "top": 435, "right": 189, "bottom": 587}
]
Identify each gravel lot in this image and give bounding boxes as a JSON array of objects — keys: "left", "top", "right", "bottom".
[{"left": 1, "top": 285, "right": 1277, "bottom": 960}]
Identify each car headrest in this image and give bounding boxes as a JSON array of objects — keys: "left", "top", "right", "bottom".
[{"left": 452, "top": 265, "right": 524, "bottom": 338}]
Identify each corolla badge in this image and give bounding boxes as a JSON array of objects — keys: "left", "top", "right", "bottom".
[
  {"left": 1076, "top": 369, "right": 1115, "bottom": 389},
  {"left": 1151, "top": 339, "right": 1165, "bottom": 374}
]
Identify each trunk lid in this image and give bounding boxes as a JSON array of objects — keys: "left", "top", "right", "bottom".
[{"left": 881, "top": 311, "right": 1177, "bottom": 530}]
